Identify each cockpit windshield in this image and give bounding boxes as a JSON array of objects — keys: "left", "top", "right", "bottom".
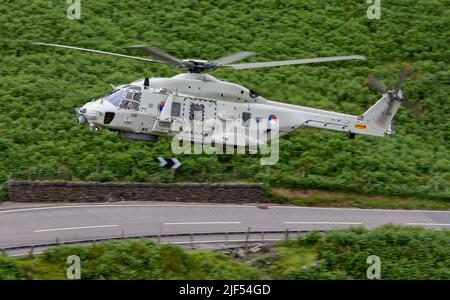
[
  {"left": 104, "top": 89, "right": 124, "bottom": 107},
  {"left": 103, "top": 85, "right": 142, "bottom": 111}
]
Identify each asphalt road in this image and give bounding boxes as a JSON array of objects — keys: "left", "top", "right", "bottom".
[{"left": 1, "top": 203, "right": 449, "bottom": 252}]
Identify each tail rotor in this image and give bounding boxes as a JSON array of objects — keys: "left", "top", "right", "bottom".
[{"left": 366, "top": 65, "right": 423, "bottom": 126}]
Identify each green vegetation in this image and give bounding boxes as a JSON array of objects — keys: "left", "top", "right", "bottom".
[
  {"left": 272, "top": 187, "right": 450, "bottom": 210},
  {"left": 0, "top": 1, "right": 449, "bottom": 202},
  {"left": 1, "top": 225, "right": 448, "bottom": 279},
  {"left": 282, "top": 225, "right": 450, "bottom": 279},
  {"left": 3, "top": 240, "right": 264, "bottom": 280}
]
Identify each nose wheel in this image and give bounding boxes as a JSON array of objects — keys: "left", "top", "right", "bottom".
[{"left": 89, "top": 123, "right": 99, "bottom": 131}]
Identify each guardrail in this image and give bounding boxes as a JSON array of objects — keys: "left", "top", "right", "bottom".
[{"left": 1, "top": 229, "right": 327, "bottom": 254}]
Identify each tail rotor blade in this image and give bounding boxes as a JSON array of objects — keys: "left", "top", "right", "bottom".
[
  {"left": 415, "top": 103, "right": 424, "bottom": 117},
  {"left": 367, "top": 74, "right": 388, "bottom": 94},
  {"left": 395, "top": 64, "right": 415, "bottom": 91},
  {"left": 402, "top": 97, "right": 423, "bottom": 117}
]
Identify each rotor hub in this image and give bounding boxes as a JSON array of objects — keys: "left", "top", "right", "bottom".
[
  {"left": 182, "top": 61, "right": 217, "bottom": 73},
  {"left": 388, "top": 90, "right": 404, "bottom": 101}
]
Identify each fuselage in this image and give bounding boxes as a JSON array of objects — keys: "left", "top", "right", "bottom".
[{"left": 77, "top": 73, "right": 394, "bottom": 146}]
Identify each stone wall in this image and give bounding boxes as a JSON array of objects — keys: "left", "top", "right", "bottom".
[{"left": 7, "top": 180, "right": 265, "bottom": 203}]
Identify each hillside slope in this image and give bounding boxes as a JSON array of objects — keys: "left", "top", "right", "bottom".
[{"left": 0, "top": 0, "right": 448, "bottom": 199}]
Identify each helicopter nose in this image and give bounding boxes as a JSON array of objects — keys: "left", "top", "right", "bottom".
[
  {"left": 76, "top": 100, "right": 117, "bottom": 127},
  {"left": 78, "top": 103, "right": 103, "bottom": 122},
  {"left": 77, "top": 105, "right": 103, "bottom": 131},
  {"left": 78, "top": 115, "right": 87, "bottom": 124},
  {"left": 75, "top": 107, "right": 87, "bottom": 124}
]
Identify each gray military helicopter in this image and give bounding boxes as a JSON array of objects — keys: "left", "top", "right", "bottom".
[{"left": 36, "top": 43, "right": 419, "bottom": 147}]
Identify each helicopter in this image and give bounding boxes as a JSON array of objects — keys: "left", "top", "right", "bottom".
[{"left": 35, "top": 42, "right": 420, "bottom": 149}]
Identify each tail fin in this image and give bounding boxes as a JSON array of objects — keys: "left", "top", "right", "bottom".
[{"left": 360, "top": 93, "right": 401, "bottom": 136}]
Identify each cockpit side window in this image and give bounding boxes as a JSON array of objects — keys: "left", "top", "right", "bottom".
[
  {"left": 125, "top": 92, "right": 133, "bottom": 100},
  {"left": 119, "top": 89, "right": 142, "bottom": 111},
  {"left": 132, "top": 93, "right": 141, "bottom": 101}
]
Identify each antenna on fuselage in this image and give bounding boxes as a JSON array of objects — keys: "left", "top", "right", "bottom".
[{"left": 144, "top": 77, "right": 150, "bottom": 89}]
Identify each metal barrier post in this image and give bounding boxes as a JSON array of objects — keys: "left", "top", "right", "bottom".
[
  {"left": 245, "top": 227, "right": 251, "bottom": 252},
  {"left": 157, "top": 224, "right": 163, "bottom": 244}
]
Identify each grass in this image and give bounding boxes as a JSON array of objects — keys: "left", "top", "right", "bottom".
[
  {"left": 271, "top": 187, "right": 450, "bottom": 210},
  {"left": 1, "top": 240, "right": 265, "bottom": 280},
  {"left": 15, "top": 256, "right": 64, "bottom": 280},
  {"left": 240, "top": 242, "right": 317, "bottom": 279}
]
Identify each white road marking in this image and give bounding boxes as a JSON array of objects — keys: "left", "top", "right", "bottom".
[
  {"left": 163, "top": 222, "right": 241, "bottom": 225},
  {"left": 34, "top": 224, "right": 118, "bottom": 233},
  {"left": 0, "top": 204, "right": 256, "bottom": 214},
  {"left": 284, "top": 221, "right": 363, "bottom": 225},
  {"left": 405, "top": 223, "right": 450, "bottom": 226},
  {"left": 0, "top": 203, "right": 448, "bottom": 215}
]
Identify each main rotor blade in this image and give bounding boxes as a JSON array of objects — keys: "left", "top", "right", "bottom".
[
  {"left": 35, "top": 43, "right": 164, "bottom": 64},
  {"left": 395, "top": 64, "right": 415, "bottom": 91},
  {"left": 212, "top": 51, "right": 255, "bottom": 65},
  {"left": 224, "top": 55, "right": 365, "bottom": 69},
  {"left": 367, "top": 74, "right": 388, "bottom": 94},
  {"left": 128, "top": 45, "right": 185, "bottom": 67}
]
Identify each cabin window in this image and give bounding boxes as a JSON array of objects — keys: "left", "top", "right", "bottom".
[
  {"left": 242, "top": 112, "right": 251, "bottom": 126},
  {"left": 189, "top": 103, "right": 205, "bottom": 121},
  {"left": 171, "top": 102, "right": 181, "bottom": 117}
]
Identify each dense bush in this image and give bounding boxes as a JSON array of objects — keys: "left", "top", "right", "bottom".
[
  {"left": 34, "top": 240, "right": 264, "bottom": 279},
  {"left": 288, "top": 225, "right": 450, "bottom": 279},
  {"left": 1, "top": 226, "right": 448, "bottom": 279},
  {"left": 0, "top": 0, "right": 448, "bottom": 199},
  {"left": 0, "top": 255, "right": 25, "bottom": 280}
]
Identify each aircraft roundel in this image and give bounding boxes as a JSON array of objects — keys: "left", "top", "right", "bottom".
[
  {"left": 158, "top": 101, "right": 165, "bottom": 112},
  {"left": 268, "top": 114, "right": 278, "bottom": 122}
]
